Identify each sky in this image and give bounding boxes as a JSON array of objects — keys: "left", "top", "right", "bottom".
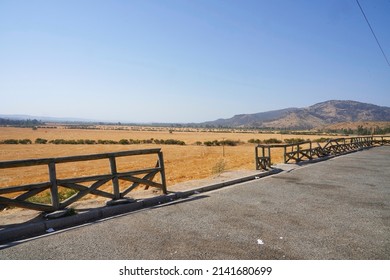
[{"left": 1, "top": 0, "right": 389, "bottom": 123}]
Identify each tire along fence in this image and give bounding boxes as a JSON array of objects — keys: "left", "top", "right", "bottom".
[
  {"left": 255, "top": 136, "right": 390, "bottom": 170},
  {"left": 0, "top": 149, "right": 167, "bottom": 212}
]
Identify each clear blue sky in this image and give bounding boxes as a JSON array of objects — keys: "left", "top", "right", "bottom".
[{"left": 1, "top": 0, "right": 389, "bottom": 123}]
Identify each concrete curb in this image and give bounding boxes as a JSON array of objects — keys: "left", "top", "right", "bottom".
[{"left": 0, "top": 169, "right": 280, "bottom": 245}]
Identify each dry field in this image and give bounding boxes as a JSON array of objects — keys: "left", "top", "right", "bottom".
[{"left": 0, "top": 126, "right": 330, "bottom": 203}]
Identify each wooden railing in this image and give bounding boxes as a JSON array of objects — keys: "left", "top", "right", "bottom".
[
  {"left": 0, "top": 149, "right": 167, "bottom": 212},
  {"left": 255, "top": 136, "right": 390, "bottom": 170}
]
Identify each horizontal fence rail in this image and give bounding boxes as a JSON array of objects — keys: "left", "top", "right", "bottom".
[
  {"left": 255, "top": 136, "right": 390, "bottom": 170},
  {"left": 0, "top": 149, "right": 167, "bottom": 212}
]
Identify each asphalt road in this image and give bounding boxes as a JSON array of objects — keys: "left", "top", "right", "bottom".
[{"left": 0, "top": 146, "right": 389, "bottom": 260}]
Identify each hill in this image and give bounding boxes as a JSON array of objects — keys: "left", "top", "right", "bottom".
[{"left": 201, "top": 100, "right": 390, "bottom": 129}]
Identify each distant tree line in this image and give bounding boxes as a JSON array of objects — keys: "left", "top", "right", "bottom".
[
  {"left": 0, "top": 118, "right": 43, "bottom": 127},
  {"left": 321, "top": 125, "right": 390, "bottom": 135}
]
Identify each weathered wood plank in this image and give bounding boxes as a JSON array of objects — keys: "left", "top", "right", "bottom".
[
  {"left": 57, "top": 174, "right": 113, "bottom": 184},
  {"left": 121, "top": 170, "right": 159, "bottom": 197},
  {"left": 59, "top": 181, "right": 114, "bottom": 199},
  {"left": 49, "top": 161, "right": 59, "bottom": 210},
  {"left": 109, "top": 156, "right": 120, "bottom": 199},
  {"left": 0, "top": 148, "right": 162, "bottom": 168},
  {"left": 116, "top": 167, "right": 162, "bottom": 177},
  {"left": 158, "top": 151, "right": 168, "bottom": 194},
  {"left": 13, "top": 186, "right": 51, "bottom": 202},
  {"left": 0, "top": 182, "right": 51, "bottom": 195},
  {"left": 59, "top": 178, "right": 113, "bottom": 208},
  {"left": 120, "top": 175, "right": 163, "bottom": 188},
  {"left": 0, "top": 196, "right": 54, "bottom": 212}
]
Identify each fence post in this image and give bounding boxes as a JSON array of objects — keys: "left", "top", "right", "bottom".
[
  {"left": 158, "top": 151, "right": 167, "bottom": 194},
  {"left": 109, "top": 156, "right": 121, "bottom": 199},
  {"left": 267, "top": 146, "right": 271, "bottom": 167},
  {"left": 48, "top": 161, "right": 60, "bottom": 210},
  {"left": 255, "top": 146, "right": 259, "bottom": 170}
]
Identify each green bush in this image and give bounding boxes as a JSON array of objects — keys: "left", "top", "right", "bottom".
[
  {"left": 220, "top": 139, "right": 239, "bottom": 146},
  {"left": 35, "top": 138, "right": 48, "bottom": 144},
  {"left": 98, "top": 139, "right": 118, "bottom": 144},
  {"left": 313, "top": 137, "right": 331, "bottom": 143},
  {"left": 284, "top": 138, "right": 305, "bottom": 144},
  {"left": 142, "top": 139, "right": 153, "bottom": 144},
  {"left": 248, "top": 139, "right": 262, "bottom": 144},
  {"left": 49, "top": 139, "right": 66, "bottom": 144},
  {"left": 164, "top": 139, "right": 185, "bottom": 145},
  {"left": 263, "top": 138, "right": 282, "bottom": 144},
  {"left": 2, "top": 139, "right": 19, "bottom": 144},
  {"left": 203, "top": 141, "right": 213, "bottom": 146},
  {"left": 129, "top": 139, "right": 141, "bottom": 144},
  {"left": 84, "top": 139, "right": 96, "bottom": 144},
  {"left": 119, "top": 139, "right": 130, "bottom": 145},
  {"left": 204, "top": 139, "right": 239, "bottom": 146},
  {"left": 18, "top": 139, "right": 32, "bottom": 144}
]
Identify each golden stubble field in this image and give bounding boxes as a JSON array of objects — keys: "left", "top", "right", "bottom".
[{"left": 0, "top": 126, "right": 328, "bottom": 194}]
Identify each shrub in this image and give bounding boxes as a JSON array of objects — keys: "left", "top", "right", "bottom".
[
  {"left": 203, "top": 139, "right": 240, "bottom": 146},
  {"left": 142, "top": 139, "right": 153, "bottom": 144},
  {"left": 18, "top": 139, "right": 32, "bottom": 144},
  {"left": 284, "top": 138, "right": 305, "bottom": 144},
  {"left": 220, "top": 139, "right": 239, "bottom": 146},
  {"left": 248, "top": 139, "right": 262, "bottom": 144},
  {"left": 98, "top": 139, "right": 118, "bottom": 144},
  {"left": 263, "top": 138, "right": 282, "bottom": 144},
  {"left": 204, "top": 141, "right": 213, "bottom": 146},
  {"left": 164, "top": 139, "right": 185, "bottom": 145},
  {"left": 2, "top": 139, "right": 19, "bottom": 144},
  {"left": 84, "top": 139, "right": 96, "bottom": 145},
  {"left": 35, "top": 138, "right": 48, "bottom": 144},
  {"left": 212, "top": 159, "right": 226, "bottom": 174},
  {"left": 129, "top": 139, "right": 140, "bottom": 144},
  {"left": 49, "top": 139, "right": 66, "bottom": 144},
  {"left": 313, "top": 137, "right": 331, "bottom": 143},
  {"left": 119, "top": 139, "right": 130, "bottom": 145}
]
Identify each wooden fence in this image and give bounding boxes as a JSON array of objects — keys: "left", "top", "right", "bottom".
[
  {"left": 0, "top": 149, "right": 167, "bottom": 212},
  {"left": 255, "top": 136, "right": 390, "bottom": 170}
]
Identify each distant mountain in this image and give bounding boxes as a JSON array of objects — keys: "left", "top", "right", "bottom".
[
  {"left": 201, "top": 100, "right": 390, "bottom": 129},
  {"left": 202, "top": 107, "right": 299, "bottom": 127}
]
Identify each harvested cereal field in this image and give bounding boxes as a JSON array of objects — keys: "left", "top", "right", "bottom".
[{"left": 0, "top": 126, "right": 331, "bottom": 193}]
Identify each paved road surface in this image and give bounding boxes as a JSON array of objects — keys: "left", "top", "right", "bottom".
[{"left": 0, "top": 147, "right": 389, "bottom": 259}]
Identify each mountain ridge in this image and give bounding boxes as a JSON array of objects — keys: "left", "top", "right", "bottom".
[{"left": 201, "top": 100, "right": 390, "bottom": 129}]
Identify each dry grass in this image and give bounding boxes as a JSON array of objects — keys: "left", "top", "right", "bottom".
[{"left": 0, "top": 127, "right": 329, "bottom": 194}]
